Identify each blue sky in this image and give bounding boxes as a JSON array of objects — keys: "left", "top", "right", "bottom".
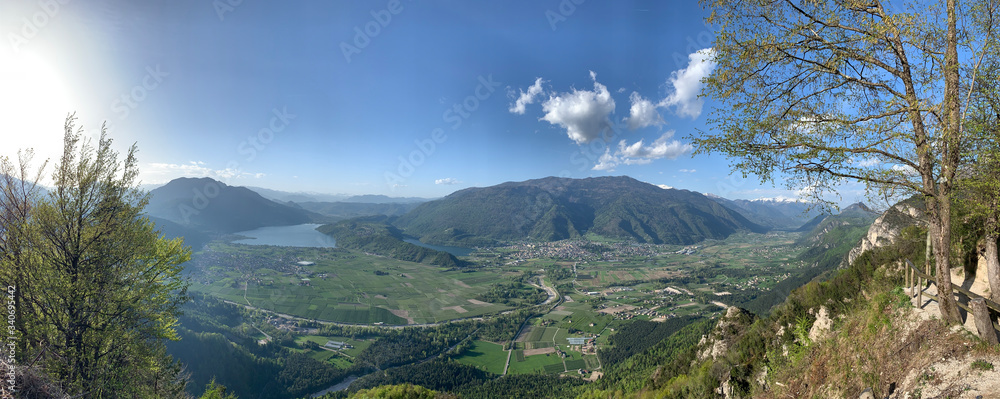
[{"left": 0, "top": 0, "right": 868, "bottom": 203}]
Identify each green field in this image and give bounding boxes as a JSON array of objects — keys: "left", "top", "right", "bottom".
[
  {"left": 453, "top": 340, "right": 508, "bottom": 375},
  {"left": 564, "top": 359, "right": 586, "bottom": 370},
  {"left": 539, "top": 327, "right": 558, "bottom": 342},
  {"left": 508, "top": 351, "right": 564, "bottom": 374},
  {"left": 294, "top": 335, "right": 371, "bottom": 357},
  {"left": 189, "top": 243, "right": 512, "bottom": 324}
]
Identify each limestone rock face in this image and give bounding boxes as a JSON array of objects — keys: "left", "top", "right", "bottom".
[
  {"left": 847, "top": 201, "right": 925, "bottom": 266},
  {"left": 808, "top": 306, "right": 832, "bottom": 342},
  {"left": 698, "top": 306, "right": 755, "bottom": 361}
]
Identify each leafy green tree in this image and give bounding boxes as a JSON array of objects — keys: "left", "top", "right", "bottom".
[
  {"left": 199, "top": 379, "right": 239, "bottom": 399},
  {"left": 1, "top": 115, "right": 191, "bottom": 397},
  {"left": 696, "top": 0, "right": 999, "bottom": 323},
  {"left": 958, "top": 50, "right": 1000, "bottom": 301},
  {"left": 349, "top": 383, "right": 442, "bottom": 399},
  {"left": 0, "top": 149, "right": 48, "bottom": 361}
]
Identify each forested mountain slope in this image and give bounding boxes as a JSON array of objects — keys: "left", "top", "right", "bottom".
[{"left": 394, "top": 176, "right": 766, "bottom": 246}]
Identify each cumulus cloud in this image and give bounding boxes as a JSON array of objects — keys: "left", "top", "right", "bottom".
[
  {"left": 141, "top": 161, "right": 263, "bottom": 183},
  {"left": 852, "top": 157, "right": 880, "bottom": 168},
  {"left": 508, "top": 78, "right": 546, "bottom": 115},
  {"left": 679, "top": 168, "right": 696, "bottom": 173},
  {"left": 540, "top": 71, "right": 616, "bottom": 144},
  {"left": 659, "top": 48, "right": 716, "bottom": 119},
  {"left": 592, "top": 131, "right": 693, "bottom": 171},
  {"left": 624, "top": 92, "right": 664, "bottom": 130},
  {"left": 891, "top": 164, "right": 918, "bottom": 176},
  {"left": 656, "top": 184, "right": 674, "bottom": 190},
  {"left": 435, "top": 178, "right": 463, "bottom": 185}
]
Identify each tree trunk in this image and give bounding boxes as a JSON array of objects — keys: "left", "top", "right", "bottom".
[
  {"left": 986, "top": 228, "right": 1000, "bottom": 302},
  {"left": 930, "top": 197, "right": 963, "bottom": 324},
  {"left": 929, "top": 0, "right": 963, "bottom": 325}
]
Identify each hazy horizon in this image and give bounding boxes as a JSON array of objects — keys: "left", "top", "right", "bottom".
[{"left": 1, "top": 1, "right": 870, "bottom": 205}]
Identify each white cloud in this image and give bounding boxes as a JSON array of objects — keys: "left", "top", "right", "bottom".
[
  {"left": 656, "top": 184, "right": 674, "bottom": 190},
  {"left": 624, "top": 92, "right": 664, "bottom": 130},
  {"left": 891, "top": 164, "right": 918, "bottom": 176},
  {"left": 679, "top": 168, "right": 696, "bottom": 173},
  {"left": 540, "top": 71, "right": 616, "bottom": 144},
  {"left": 795, "top": 182, "right": 822, "bottom": 197},
  {"left": 435, "top": 178, "right": 463, "bottom": 185},
  {"left": 140, "top": 161, "right": 263, "bottom": 184},
  {"left": 592, "top": 131, "right": 693, "bottom": 171},
  {"left": 852, "top": 157, "right": 880, "bottom": 168},
  {"left": 658, "top": 48, "right": 716, "bottom": 119},
  {"left": 593, "top": 149, "right": 619, "bottom": 171},
  {"left": 508, "top": 78, "right": 546, "bottom": 115},
  {"left": 753, "top": 196, "right": 805, "bottom": 203}
]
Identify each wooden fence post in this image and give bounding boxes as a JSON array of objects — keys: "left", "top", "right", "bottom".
[
  {"left": 917, "top": 271, "right": 923, "bottom": 308},
  {"left": 970, "top": 298, "right": 999, "bottom": 345},
  {"left": 906, "top": 265, "right": 911, "bottom": 296}
]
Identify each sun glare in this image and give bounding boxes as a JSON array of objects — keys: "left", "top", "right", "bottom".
[{"left": 0, "top": 50, "right": 76, "bottom": 174}]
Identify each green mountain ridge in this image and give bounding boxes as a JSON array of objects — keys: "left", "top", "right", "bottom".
[
  {"left": 393, "top": 176, "right": 768, "bottom": 246},
  {"left": 292, "top": 201, "right": 422, "bottom": 220},
  {"left": 317, "top": 217, "right": 464, "bottom": 268},
  {"left": 710, "top": 196, "right": 827, "bottom": 231},
  {"left": 146, "top": 177, "right": 327, "bottom": 233}
]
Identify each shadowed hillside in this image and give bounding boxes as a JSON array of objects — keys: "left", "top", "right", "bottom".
[
  {"left": 394, "top": 176, "right": 767, "bottom": 246},
  {"left": 146, "top": 177, "right": 325, "bottom": 233}
]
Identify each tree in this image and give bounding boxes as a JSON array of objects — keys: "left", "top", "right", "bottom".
[
  {"left": 696, "top": 0, "right": 999, "bottom": 323},
  {"left": 0, "top": 149, "right": 48, "bottom": 361},
  {"left": 199, "top": 379, "right": 239, "bottom": 399},
  {"left": 1, "top": 115, "right": 192, "bottom": 397},
  {"left": 957, "top": 45, "right": 1000, "bottom": 301}
]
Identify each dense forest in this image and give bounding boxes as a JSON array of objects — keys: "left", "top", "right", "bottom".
[
  {"left": 167, "top": 294, "right": 353, "bottom": 398},
  {"left": 597, "top": 316, "right": 702, "bottom": 368},
  {"left": 475, "top": 281, "right": 548, "bottom": 306},
  {"left": 392, "top": 176, "right": 766, "bottom": 246}
]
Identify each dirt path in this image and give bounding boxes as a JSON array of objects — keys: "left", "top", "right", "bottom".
[{"left": 911, "top": 283, "right": 981, "bottom": 336}]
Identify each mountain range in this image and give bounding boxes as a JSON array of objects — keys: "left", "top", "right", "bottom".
[
  {"left": 142, "top": 176, "right": 857, "bottom": 247},
  {"left": 145, "top": 178, "right": 323, "bottom": 233},
  {"left": 392, "top": 176, "right": 768, "bottom": 246},
  {"left": 246, "top": 186, "right": 430, "bottom": 204},
  {"left": 290, "top": 201, "right": 422, "bottom": 220},
  {"left": 708, "top": 196, "right": 827, "bottom": 230}
]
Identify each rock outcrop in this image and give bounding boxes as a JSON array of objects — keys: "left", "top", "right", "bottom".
[
  {"left": 846, "top": 199, "right": 926, "bottom": 266},
  {"left": 808, "top": 306, "right": 832, "bottom": 342},
  {"left": 698, "top": 307, "right": 755, "bottom": 361}
]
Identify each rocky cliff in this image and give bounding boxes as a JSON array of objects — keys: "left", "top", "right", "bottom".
[{"left": 846, "top": 198, "right": 926, "bottom": 266}]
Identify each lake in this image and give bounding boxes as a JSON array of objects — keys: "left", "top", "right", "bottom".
[
  {"left": 402, "top": 237, "right": 473, "bottom": 257},
  {"left": 232, "top": 224, "right": 336, "bottom": 248}
]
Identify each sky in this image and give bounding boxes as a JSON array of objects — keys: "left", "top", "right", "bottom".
[{"left": 0, "top": 0, "right": 869, "bottom": 204}]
